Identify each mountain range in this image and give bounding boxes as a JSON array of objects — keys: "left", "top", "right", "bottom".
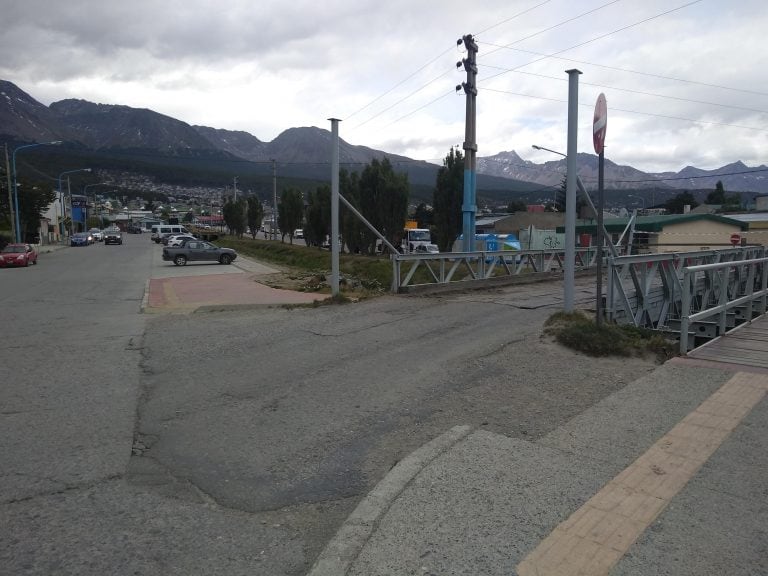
[{"left": 1, "top": 79, "right": 766, "bottom": 199}]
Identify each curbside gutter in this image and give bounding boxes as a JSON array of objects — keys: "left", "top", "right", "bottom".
[{"left": 307, "top": 424, "right": 473, "bottom": 576}]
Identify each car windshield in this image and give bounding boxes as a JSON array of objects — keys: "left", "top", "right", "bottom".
[{"left": 2, "top": 245, "right": 25, "bottom": 253}]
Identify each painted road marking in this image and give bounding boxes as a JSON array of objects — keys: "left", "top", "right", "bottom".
[{"left": 517, "top": 371, "right": 768, "bottom": 576}]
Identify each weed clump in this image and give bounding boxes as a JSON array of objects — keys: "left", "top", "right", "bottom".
[{"left": 544, "top": 310, "right": 677, "bottom": 361}]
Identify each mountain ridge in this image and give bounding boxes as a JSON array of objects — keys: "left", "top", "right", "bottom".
[{"left": 1, "top": 79, "right": 766, "bottom": 194}]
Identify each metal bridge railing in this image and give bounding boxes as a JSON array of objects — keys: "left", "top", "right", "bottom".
[
  {"left": 679, "top": 256, "right": 768, "bottom": 353},
  {"left": 606, "top": 246, "right": 767, "bottom": 343},
  {"left": 391, "top": 247, "right": 601, "bottom": 292}
]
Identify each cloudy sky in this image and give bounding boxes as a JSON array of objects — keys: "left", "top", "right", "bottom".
[{"left": 2, "top": 0, "right": 766, "bottom": 172}]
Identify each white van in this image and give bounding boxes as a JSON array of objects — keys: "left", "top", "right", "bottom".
[{"left": 151, "top": 225, "right": 190, "bottom": 243}]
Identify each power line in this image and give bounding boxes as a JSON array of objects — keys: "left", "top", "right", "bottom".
[
  {"left": 479, "top": 1, "right": 704, "bottom": 86},
  {"left": 347, "top": 0, "right": 555, "bottom": 131},
  {"left": 480, "top": 86, "right": 768, "bottom": 133},
  {"left": 476, "top": 44, "right": 768, "bottom": 98},
  {"left": 480, "top": 65, "right": 768, "bottom": 116},
  {"left": 482, "top": 0, "right": 623, "bottom": 59}
]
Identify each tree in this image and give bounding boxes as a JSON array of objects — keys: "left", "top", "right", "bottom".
[
  {"left": 664, "top": 191, "right": 699, "bottom": 214},
  {"left": 14, "top": 179, "right": 55, "bottom": 242},
  {"left": 358, "top": 158, "right": 409, "bottom": 252},
  {"left": 413, "top": 202, "right": 433, "bottom": 228},
  {"left": 554, "top": 176, "right": 590, "bottom": 216},
  {"left": 432, "top": 148, "right": 464, "bottom": 252},
  {"left": 222, "top": 198, "right": 246, "bottom": 237},
  {"left": 182, "top": 210, "right": 195, "bottom": 223},
  {"left": 246, "top": 196, "right": 264, "bottom": 240},
  {"left": 340, "top": 170, "right": 370, "bottom": 254},
  {"left": 277, "top": 187, "right": 304, "bottom": 243},
  {"left": 304, "top": 185, "right": 331, "bottom": 249},
  {"left": 706, "top": 180, "right": 726, "bottom": 205}
]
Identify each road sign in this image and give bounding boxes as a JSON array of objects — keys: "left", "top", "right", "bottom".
[
  {"left": 730, "top": 233, "right": 741, "bottom": 246},
  {"left": 593, "top": 93, "right": 607, "bottom": 155}
]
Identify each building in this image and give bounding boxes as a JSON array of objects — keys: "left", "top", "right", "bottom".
[{"left": 560, "top": 214, "right": 749, "bottom": 254}]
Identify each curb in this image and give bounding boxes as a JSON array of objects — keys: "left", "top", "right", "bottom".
[{"left": 307, "top": 424, "right": 473, "bottom": 576}]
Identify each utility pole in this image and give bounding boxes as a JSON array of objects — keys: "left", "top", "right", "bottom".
[
  {"left": 564, "top": 69, "right": 582, "bottom": 312},
  {"left": 233, "top": 176, "right": 238, "bottom": 202},
  {"left": 329, "top": 118, "right": 341, "bottom": 297},
  {"left": 3, "top": 145, "right": 15, "bottom": 243},
  {"left": 457, "top": 34, "right": 478, "bottom": 253},
  {"left": 271, "top": 159, "right": 277, "bottom": 240}
]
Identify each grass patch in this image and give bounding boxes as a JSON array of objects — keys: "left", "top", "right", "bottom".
[
  {"left": 216, "top": 236, "right": 393, "bottom": 296},
  {"left": 544, "top": 310, "right": 677, "bottom": 361}
]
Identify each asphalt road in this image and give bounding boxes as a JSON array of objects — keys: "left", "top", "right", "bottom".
[{"left": 0, "top": 235, "right": 660, "bottom": 575}]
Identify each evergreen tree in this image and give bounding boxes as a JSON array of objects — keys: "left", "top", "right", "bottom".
[
  {"left": 278, "top": 187, "right": 304, "bottom": 243},
  {"left": 304, "top": 185, "right": 331, "bottom": 249},
  {"left": 706, "top": 180, "right": 726, "bottom": 204},
  {"left": 358, "top": 158, "right": 409, "bottom": 252},
  {"left": 432, "top": 148, "right": 464, "bottom": 252},
  {"left": 664, "top": 191, "right": 699, "bottom": 214},
  {"left": 222, "top": 198, "right": 246, "bottom": 237},
  {"left": 246, "top": 196, "right": 264, "bottom": 240}
]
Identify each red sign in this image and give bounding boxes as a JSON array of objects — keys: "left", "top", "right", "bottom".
[
  {"left": 593, "top": 93, "right": 607, "bottom": 155},
  {"left": 730, "top": 233, "right": 741, "bottom": 246}
]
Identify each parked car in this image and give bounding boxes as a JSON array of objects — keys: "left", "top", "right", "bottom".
[
  {"left": 126, "top": 224, "right": 143, "bottom": 234},
  {"left": 294, "top": 229, "right": 304, "bottom": 239},
  {"left": 71, "top": 233, "right": 90, "bottom": 247},
  {"left": 162, "top": 240, "right": 237, "bottom": 266},
  {"left": 104, "top": 229, "right": 123, "bottom": 245},
  {"left": 0, "top": 243, "right": 37, "bottom": 267},
  {"left": 89, "top": 228, "right": 103, "bottom": 242},
  {"left": 166, "top": 234, "right": 197, "bottom": 247}
]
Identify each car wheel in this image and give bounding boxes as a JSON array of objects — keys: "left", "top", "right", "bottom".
[
  {"left": 219, "top": 254, "right": 232, "bottom": 265},
  {"left": 174, "top": 255, "right": 187, "bottom": 266}
]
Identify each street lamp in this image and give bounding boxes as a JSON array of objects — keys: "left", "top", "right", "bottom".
[
  {"left": 11, "top": 140, "right": 62, "bottom": 242},
  {"left": 82, "top": 182, "right": 107, "bottom": 230},
  {"left": 57, "top": 168, "right": 91, "bottom": 238}
]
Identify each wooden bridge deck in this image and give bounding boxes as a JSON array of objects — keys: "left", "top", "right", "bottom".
[{"left": 686, "top": 315, "right": 768, "bottom": 370}]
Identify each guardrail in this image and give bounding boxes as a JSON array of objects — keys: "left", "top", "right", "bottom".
[
  {"left": 391, "top": 247, "right": 602, "bottom": 292},
  {"left": 678, "top": 256, "right": 768, "bottom": 353}
]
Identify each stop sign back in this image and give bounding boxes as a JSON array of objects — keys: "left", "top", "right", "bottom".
[{"left": 593, "top": 93, "right": 607, "bottom": 155}]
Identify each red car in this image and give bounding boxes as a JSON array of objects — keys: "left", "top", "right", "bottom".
[{"left": 0, "top": 243, "right": 38, "bottom": 267}]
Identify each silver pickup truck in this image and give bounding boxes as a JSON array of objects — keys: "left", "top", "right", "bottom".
[{"left": 162, "top": 240, "right": 237, "bottom": 266}]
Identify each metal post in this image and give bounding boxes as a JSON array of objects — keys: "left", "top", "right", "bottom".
[
  {"left": 58, "top": 176, "right": 65, "bottom": 239},
  {"left": 4, "top": 145, "right": 15, "bottom": 243},
  {"left": 271, "top": 159, "right": 277, "bottom": 240},
  {"left": 596, "top": 151, "right": 605, "bottom": 325},
  {"left": 564, "top": 69, "right": 582, "bottom": 312},
  {"left": 329, "top": 118, "right": 341, "bottom": 296},
  {"left": 459, "top": 34, "right": 478, "bottom": 253},
  {"left": 233, "top": 176, "right": 238, "bottom": 202}
]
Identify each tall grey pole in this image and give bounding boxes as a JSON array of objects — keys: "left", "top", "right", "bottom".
[
  {"left": 596, "top": 151, "right": 605, "bottom": 325},
  {"left": 329, "top": 118, "right": 341, "bottom": 297},
  {"left": 271, "top": 159, "right": 277, "bottom": 240},
  {"left": 233, "top": 176, "right": 238, "bottom": 202},
  {"left": 4, "top": 145, "right": 15, "bottom": 243},
  {"left": 564, "top": 69, "right": 582, "bottom": 312}
]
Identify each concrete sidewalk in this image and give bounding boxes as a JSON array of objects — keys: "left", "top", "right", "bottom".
[
  {"left": 143, "top": 254, "right": 329, "bottom": 312},
  {"left": 310, "top": 361, "right": 768, "bottom": 576}
]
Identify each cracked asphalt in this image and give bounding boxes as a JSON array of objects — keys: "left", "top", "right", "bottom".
[{"left": 1, "top": 235, "right": 659, "bottom": 575}]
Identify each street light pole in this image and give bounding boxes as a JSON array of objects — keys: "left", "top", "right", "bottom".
[
  {"left": 11, "top": 140, "right": 62, "bottom": 243},
  {"left": 83, "top": 182, "right": 107, "bottom": 229}
]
